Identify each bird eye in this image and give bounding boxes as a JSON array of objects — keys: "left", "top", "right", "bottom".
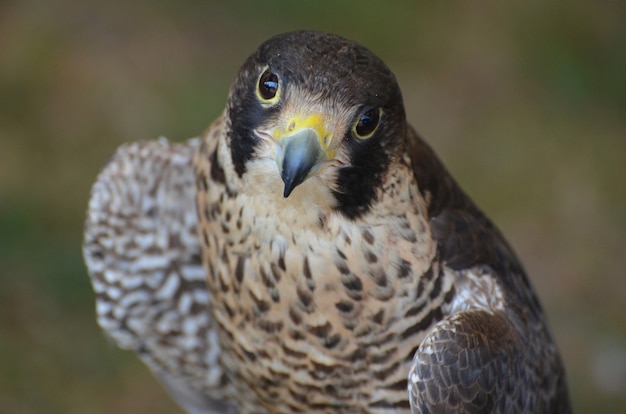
[
  {"left": 257, "top": 67, "right": 280, "bottom": 103},
  {"left": 353, "top": 108, "right": 382, "bottom": 139}
]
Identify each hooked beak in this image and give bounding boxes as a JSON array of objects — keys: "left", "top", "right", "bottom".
[{"left": 262, "top": 114, "right": 334, "bottom": 198}]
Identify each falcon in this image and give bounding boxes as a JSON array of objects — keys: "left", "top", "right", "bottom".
[{"left": 83, "top": 30, "right": 571, "bottom": 413}]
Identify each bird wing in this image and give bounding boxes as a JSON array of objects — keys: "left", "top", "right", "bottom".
[
  {"left": 82, "top": 138, "right": 232, "bottom": 414},
  {"left": 408, "top": 306, "right": 570, "bottom": 413},
  {"left": 409, "top": 310, "right": 518, "bottom": 413},
  {"left": 405, "top": 129, "right": 571, "bottom": 413}
]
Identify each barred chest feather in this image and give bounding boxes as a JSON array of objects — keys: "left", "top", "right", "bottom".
[{"left": 195, "top": 132, "right": 456, "bottom": 413}]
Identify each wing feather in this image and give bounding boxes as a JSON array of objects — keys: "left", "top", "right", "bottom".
[
  {"left": 406, "top": 129, "right": 571, "bottom": 413},
  {"left": 82, "top": 138, "right": 233, "bottom": 413},
  {"left": 409, "top": 310, "right": 570, "bottom": 413}
]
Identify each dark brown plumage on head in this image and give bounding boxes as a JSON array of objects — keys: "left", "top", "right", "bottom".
[{"left": 226, "top": 30, "right": 407, "bottom": 218}]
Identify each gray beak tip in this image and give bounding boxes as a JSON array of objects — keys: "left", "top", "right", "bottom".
[{"left": 279, "top": 128, "right": 325, "bottom": 198}]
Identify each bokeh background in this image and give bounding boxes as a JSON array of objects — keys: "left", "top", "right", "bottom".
[{"left": 1, "top": 1, "right": 624, "bottom": 413}]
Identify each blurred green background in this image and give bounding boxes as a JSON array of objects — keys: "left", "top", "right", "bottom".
[{"left": 1, "top": 0, "right": 624, "bottom": 413}]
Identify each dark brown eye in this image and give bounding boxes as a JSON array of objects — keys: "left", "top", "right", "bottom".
[
  {"left": 354, "top": 108, "right": 381, "bottom": 139},
  {"left": 258, "top": 68, "right": 279, "bottom": 101}
]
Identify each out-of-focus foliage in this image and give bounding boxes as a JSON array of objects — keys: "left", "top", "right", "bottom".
[{"left": 1, "top": 1, "right": 624, "bottom": 412}]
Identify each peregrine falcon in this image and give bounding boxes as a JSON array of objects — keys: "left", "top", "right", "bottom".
[{"left": 83, "top": 31, "right": 571, "bottom": 413}]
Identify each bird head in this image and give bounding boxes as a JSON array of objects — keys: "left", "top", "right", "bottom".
[{"left": 225, "top": 30, "right": 407, "bottom": 219}]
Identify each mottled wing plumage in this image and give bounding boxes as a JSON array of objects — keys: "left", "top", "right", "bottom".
[
  {"left": 409, "top": 309, "right": 570, "bottom": 413},
  {"left": 406, "top": 129, "right": 570, "bottom": 413},
  {"left": 82, "top": 138, "right": 233, "bottom": 414},
  {"left": 410, "top": 310, "right": 519, "bottom": 413}
]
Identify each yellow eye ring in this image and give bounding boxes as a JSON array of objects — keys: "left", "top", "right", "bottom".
[
  {"left": 353, "top": 107, "right": 382, "bottom": 139},
  {"left": 256, "top": 67, "right": 280, "bottom": 106}
]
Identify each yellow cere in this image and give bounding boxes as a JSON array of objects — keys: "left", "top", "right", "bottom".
[{"left": 272, "top": 113, "right": 336, "bottom": 159}]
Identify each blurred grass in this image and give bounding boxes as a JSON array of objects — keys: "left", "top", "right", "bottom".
[{"left": 1, "top": 0, "right": 625, "bottom": 412}]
